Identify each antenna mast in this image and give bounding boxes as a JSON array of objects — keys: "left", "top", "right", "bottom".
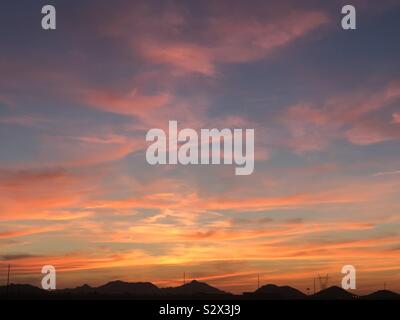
[
  {"left": 6, "top": 264, "right": 11, "bottom": 298},
  {"left": 317, "top": 273, "right": 329, "bottom": 291}
]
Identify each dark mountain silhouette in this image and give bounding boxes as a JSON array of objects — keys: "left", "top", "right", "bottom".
[
  {"left": 0, "top": 283, "right": 48, "bottom": 298},
  {"left": 311, "top": 286, "right": 357, "bottom": 300},
  {"left": 74, "top": 284, "right": 94, "bottom": 293},
  {"left": 250, "top": 284, "right": 306, "bottom": 299},
  {"left": 59, "top": 283, "right": 95, "bottom": 295},
  {"left": 162, "top": 280, "right": 228, "bottom": 296},
  {"left": 362, "top": 290, "right": 400, "bottom": 300},
  {"left": 95, "top": 280, "right": 160, "bottom": 295}
]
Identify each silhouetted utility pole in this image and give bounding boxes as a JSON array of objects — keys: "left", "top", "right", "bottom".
[
  {"left": 257, "top": 274, "right": 260, "bottom": 289},
  {"left": 6, "top": 264, "right": 11, "bottom": 298},
  {"left": 313, "top": 277, "right": 316, "bottom": 294}
]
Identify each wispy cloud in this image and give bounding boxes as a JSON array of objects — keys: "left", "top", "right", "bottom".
[{"left": 373, "top": 170, "right": 400, "bottom": 177}]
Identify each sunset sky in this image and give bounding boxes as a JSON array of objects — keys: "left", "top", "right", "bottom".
[{"left": 0, "top": 0, "right": 399, "bottom": 294}]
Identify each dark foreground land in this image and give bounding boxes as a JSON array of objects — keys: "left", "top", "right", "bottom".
[{"left": 1, "top": 280, "right": 399, "bottom": 300}]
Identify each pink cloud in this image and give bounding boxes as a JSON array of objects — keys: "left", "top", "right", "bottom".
[
  {"left": 140, "top": 42, "right": 215, "bottom": 76},
  {"left": 281, "top": 82, "right": 400, "bottom": 151},
  {"left": 137, "top": 10, "right": 328, "bottom": 76},
  {"left": 84, "top": 88, "right": 171, "bottom": 116},
  {"left": 39, "top": 134, "right": 141, "bottom": 167},
  {"left": 211, "top": 11, "right": 328, "bottom": 65},
  {"left": 346, "top": 118, "right": 400, "bottom": 145}
]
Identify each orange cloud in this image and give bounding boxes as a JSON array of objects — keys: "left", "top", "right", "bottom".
[
  {"left": 0, "top": 226, "right": 64, "bottom": 239},
  {"left": 0, "top": 168, "right": 97, "bottom": 220}
]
